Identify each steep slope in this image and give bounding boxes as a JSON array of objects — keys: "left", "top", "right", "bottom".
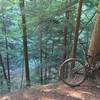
[{"left": 0, "top": 82, "right": 100, "bottom": 100}]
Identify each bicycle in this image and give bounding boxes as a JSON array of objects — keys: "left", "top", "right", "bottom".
[{"left": 59, "top": 42, "right": 100, "bottom": 87}]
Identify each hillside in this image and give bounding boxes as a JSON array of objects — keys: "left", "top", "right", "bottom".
[{"left": 0, "top": 82, "right": 100, "bottom": 100}]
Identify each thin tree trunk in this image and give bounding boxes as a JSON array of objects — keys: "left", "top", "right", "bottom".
[
  {"left": 5, "top": 36, "right": 11, "bottom": 90},
  {"left": 2, "top": 15, "right": 11, "bottom": 91},
  {"left": 40, "top": 32, "right": 43, "bottom": 85},
  {"left": 71, "top": 0, "right": 83, "bottom": 58},
  {"left": 5, "top": 37, "right": 10, "bottom": 81},
  {"left": 63, "top": 0, "right": 71, "bottom": 60},
  {"left": 44, "top": 68, "right": 47, "bottom": 84},
  {"left": 44, "top": 39, "right": 48, "bottom": 84},
  {"left": 0, "top": 53, "right": 10, "bottom": 91},
  {"left": 19, "top": 0, "right": 30, "bottom": 86},
  {"left": 63, "top": 26, "right": 67, "bottom": 60},
  {"left": 1, "top": 13, "right": 11, "bottom": 91},
  {"left": 60, "top": 0, "right": 71, "bottom": 80},
  {"left": 0, "top": 53, "right": 8, "bottom": 81}
]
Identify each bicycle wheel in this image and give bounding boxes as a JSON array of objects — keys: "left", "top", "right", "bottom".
[{"left": 59, "top": 58, "right": 86, "bottom": 87}]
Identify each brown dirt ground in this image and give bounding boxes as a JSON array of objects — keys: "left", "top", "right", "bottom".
[{"left": 0, "top": 81, "right": 100, "bottom": 100}]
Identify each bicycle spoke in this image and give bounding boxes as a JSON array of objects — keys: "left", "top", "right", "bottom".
[{"left": 60, "top": 58, "right": 86, "bottom": 87}]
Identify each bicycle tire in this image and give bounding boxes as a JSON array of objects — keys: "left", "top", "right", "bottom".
[{"left": 59, "top": 58, "right": 86, "bottom": 87}]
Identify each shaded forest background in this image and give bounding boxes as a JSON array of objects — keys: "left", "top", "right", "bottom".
[{"left": 0, "top": 0, "right": 99, "bottom": 94}]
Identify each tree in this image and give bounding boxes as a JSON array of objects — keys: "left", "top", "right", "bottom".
[
  {"left": 19, "top": 0, "right": 30, "bottom": 86},
  {"left": 40, "top": 31, "right": 43, "bottom": 85},
  {"left": 0, "top": 53, "right": 7, "bottom": 81},
  {"left": 88, "top": 3, "right": 100, "bottom": 84},
  {"left": 1, "top": 7, "right": 11, "bottom": 91},
  {"left": 71, "top": 0, "right": 83, "bottom": 58},
  {"left": 88, "top": 3, "right": 100, "bottom": 60}
]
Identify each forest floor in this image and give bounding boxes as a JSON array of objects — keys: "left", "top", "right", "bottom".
[{"left": 0, "top": 81, "right": 100, "bottom": 100}]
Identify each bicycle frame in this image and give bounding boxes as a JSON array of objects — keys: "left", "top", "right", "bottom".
[
  {"left": 79, "top": 42, "right": 95, "bottom": 63},
  {"left": 79, "top": 42, "right": 100, "bottom": 74}
]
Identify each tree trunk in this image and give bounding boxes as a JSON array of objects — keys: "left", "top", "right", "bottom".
[
  {"left": 60, "top": 0, "right": 71, "bottom": 80},
  {"left": 0, "top": 53, "right": 11, "bottom": 91},
  {"left": 44, "top": 39, "right": 48, "bottom": 84},
  {"left": 88, "top": 4, "right": 100, "bottom": 60},
  {"left": 88, "top": 3, "right": 100, "bottom": 85},
  {"left": 63, "top": 0, "right": 71, "bottom": 60},
  {"left": 5, "top": 36, "right": 11, "bottom": 90},
  {"left": 0, "top": 53, "right": 8, "bottom": 81},
  {"left": 19, "top": 0, "right": 30, "bottom": 86},
  {"left": 40, "top": 32, "right": 43, "bottom": 85},
  {"left": 63, "top": 26, "right": 67, "bottom": 60},
  {"left": 71, "top": 0, "right": 83, "bottom": 58},
  {"left": 2, "top": 15, "right": 11, "bottom": 91},
  {"left": 44, "top": 68, "right": 47, "bottom": 84}
]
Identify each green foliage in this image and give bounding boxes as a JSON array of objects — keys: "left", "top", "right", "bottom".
[{"left": 0, "top": 0, "right": 99, "bottom": 93}]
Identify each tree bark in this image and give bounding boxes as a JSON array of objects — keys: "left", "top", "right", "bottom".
[
  {"left": 63, "top": 0, "right": 71, "bottom": 60},
  {"left": 88, "top": 3, "right": 100, "bottom": 84},
  {"left": 19, "top": 0, "right": 30, "bottom": 86},
  {"left": 60, "top": 0, "right": 71, "bottom": 80},
  {"left": 44, "top": 39, "right": 48, "bottom": 84},
  {"left": 40, "top": 31, "right": 43, "bottom": 85},
  {"left": 2, "top": 15, "right": 11, "bottom": 91},
  {"left": 88, "top": 3, "right": 100, "bottom": 60},
  {"left": 5, "top": 36, "right": 11, "bottom": 90},
  {"left": 71, "top": 0, "right": 83, "bottom": 58},
  {"left": 0, "top": 53, "right": 8, "bottom": 81},
  {"left": 63, "top": 26, "right": 67, "bottom": 60}
]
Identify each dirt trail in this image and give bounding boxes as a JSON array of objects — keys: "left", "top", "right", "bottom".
[{"left": 0, "top": 81, "right": 100, "bottom": 100}]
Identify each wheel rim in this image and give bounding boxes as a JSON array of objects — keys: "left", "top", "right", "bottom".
[{"left": 61, "top": 59, "right": 86, "bottom": 86}]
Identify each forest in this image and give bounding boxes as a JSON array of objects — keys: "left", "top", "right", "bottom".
[{"left": 0, "top": 0, "right": 100, "bottom": 99}]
